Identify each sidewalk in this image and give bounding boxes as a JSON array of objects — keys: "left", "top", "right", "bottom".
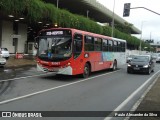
[
  {"left": 130, "top": 76, "right": 160, "bottom": 120},
  {"left": 5, "top": 55, "right": 36, "bottom": 68}
]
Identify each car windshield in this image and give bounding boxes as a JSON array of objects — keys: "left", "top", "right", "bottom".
[
  {"left": 37, "top": 36, "right": 72, "bottom": 62},
  {"left": 1, "top": 48, "right": 8, "bottom": 51},
  {"left": 128, "top": 55, "right": 135, "bottom": 58},
  {"left": 132, "top": 56, "right": 149, "bottom": 62},
  {"left": 152, "top": 53, "right": 158, "bottom": 57}
]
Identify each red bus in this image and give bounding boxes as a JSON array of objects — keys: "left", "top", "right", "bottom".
[{"left": 35, "top": 28, "right": 126, "bottom": 78}]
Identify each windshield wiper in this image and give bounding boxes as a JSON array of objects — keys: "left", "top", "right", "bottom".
[{"left": 52, "top": 39, "right": 62, "bottom": 46}]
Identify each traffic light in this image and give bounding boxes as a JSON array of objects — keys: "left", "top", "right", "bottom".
[
  {"left": 123, "top": 3, "right": 131, "bottom": 17},
  {"left": 145, "top": 39, "right": 154, "bottom": 43}
]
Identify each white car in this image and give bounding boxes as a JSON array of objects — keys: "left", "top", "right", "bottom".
[
  {"left": 152, "top": 53, "right": 160, "bottom": 63},
  {"left": 0, "top": 48, "right": 10, "bottom": 59},
  {"left": 0, "top": 57, "right": 6, "bottom": 67}
]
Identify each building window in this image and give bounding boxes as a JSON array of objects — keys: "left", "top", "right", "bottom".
[
  {"left": 13, "top": 22, "right": 18, "bottom": 34},
  {"left": 29, "top": 44, "right": 33, "bottom": 50}
]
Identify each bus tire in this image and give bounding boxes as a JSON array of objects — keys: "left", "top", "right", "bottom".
[
  {"left": 82, "top": 63, "right": 90, "bottom": 78},
  {"left": 112, "top": 61, "right": 117, "bottom": 71}
]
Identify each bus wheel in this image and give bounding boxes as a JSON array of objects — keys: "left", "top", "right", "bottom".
[
  {"left": 82, "top": 63, "right": 90, "bottom": 78},
  {"left": 112, "top": 61, "right": 117, "bottom": 71}
]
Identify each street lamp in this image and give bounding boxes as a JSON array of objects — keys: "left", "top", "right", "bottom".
[
  {"left": 56, "top": 0, "right": 59, "bottom": 27},
  {"left": 139, "top": 21, "right": 146, "bottom": 54},
  {"left": 150, "top": 31, "right": 152, "bottom": 41},
  {"left": 87, "top": 10, "right": 89, "bottom": 18},
  {"left": 111, "top": 0, "right": 115, "bottom": 37},
  {"left": 57, "top": 0, "right": 59, "bottom": 9}
]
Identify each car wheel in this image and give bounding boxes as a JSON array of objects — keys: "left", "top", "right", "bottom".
[
  {"left": 127, "top": 68, "right": 130, "bottom": 73},
  {"left": 112, "top": 61, "right": 117, "bottom": 71},
  {"left": 82, "top": 63, "right": 90, "bottom": 78}
]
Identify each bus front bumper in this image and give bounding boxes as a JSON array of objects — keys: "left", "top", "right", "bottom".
[{"left": 37, "top": 64, "right": 72, "bottom": 75}]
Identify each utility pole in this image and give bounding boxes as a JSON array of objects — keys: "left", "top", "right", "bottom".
[
  {"left": 87, "top": 10, "right": 89, "bottom": 18},
  {"left": 139, "top": 21, "right": 146, "bottom": 54},
  {"left": 57, "top": 0, "right": 59, "bottom": 9},
  {"left": 111, "top": 0, "right": 115, "bottom": 37}
]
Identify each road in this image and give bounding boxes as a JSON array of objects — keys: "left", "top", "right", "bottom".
[{"left": 0, "top": 64, "right": 160, "bottom": 120}]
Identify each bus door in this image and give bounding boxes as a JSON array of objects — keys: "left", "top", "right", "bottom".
[{"left": 73, "top": 34, "right": 83, "bottom": 74}]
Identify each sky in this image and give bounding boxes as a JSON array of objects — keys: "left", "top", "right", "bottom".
[{"left": 97, "top": 0, "right": 160, "bottom": 43}]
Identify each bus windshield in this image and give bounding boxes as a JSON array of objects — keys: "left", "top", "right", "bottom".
[{"left": 38, "top": 36, "right": 72, "bottom": 61}]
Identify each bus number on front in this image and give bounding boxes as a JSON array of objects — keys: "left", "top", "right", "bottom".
[{"left": 52, "top": 62, "right": 60, "bottom": 65}]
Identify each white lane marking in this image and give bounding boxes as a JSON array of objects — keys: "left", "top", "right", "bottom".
[
  {"left": 0, "top": 72, "right": 56, "bottom": 83},
  {"left": 0, "top": 70, "right": 119, "bottom": 105},
  {"left": 104, "top": 69, "right": 160, "bottom": 120}
]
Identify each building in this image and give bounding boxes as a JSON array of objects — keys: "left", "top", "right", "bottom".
[
  {"left": 0, "top": 0, "right": 140, "bottom": 54},
  {"left": 150, "top": 43, "right": 160, "bottom": 52}
]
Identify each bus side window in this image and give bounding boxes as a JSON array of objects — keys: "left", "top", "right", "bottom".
[
  {"left": 84, "top": 35, "right": 94, "bottom": 51},
  {"left": 94, "top": 37, "right": 102, "bottom": 51},
  {"left": 73, "top": 34, "right": 83, "bottom": 59},
  {"left": 122, "top": 42, "right": 126, "bottom": 52},
  {"left": 118, "top": 41, "right": 121, "bottom": 52},
  {"left": 108, "top": 40, "right": 113, "bottom": 52},
  {"left": 114, "top": 41, "right": 118, "bottom": 52},
  {"left": 102, "top": 39, "right": 108, "bottom": 51}
]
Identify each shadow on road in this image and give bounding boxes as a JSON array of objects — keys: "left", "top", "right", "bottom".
[
  {"left": 40, "top": 68, "right": 119, "bottom": 82},
  {"left": 0, "top": 68, "right": 16, "bottom": 80}
]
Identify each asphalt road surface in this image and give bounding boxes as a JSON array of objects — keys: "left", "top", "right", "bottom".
[{"left": 0, "top": 63, "right": 160, "bottom": 120}]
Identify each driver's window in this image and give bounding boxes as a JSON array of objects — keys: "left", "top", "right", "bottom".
[{"left": 74, "top": 34, "right": 82, "bottom": 59}]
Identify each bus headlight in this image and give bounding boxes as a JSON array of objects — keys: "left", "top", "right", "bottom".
[
  {"left": 68, "top": 62, "right": 71, "bottom": 66},
  {"left": 62, "top": 62, "right": 71, "bottom": 68}
]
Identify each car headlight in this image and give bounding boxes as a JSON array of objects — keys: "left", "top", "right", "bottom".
[
  {"left": 127, "top": 64, "right": 131, "bottom": 67},
  {"left": 143, "top": 65, "right": 149, "bottom": 68}
]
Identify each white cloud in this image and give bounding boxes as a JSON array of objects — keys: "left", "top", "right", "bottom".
[{"left": 97, "top": 0, "right": 160, "bottom": 42}]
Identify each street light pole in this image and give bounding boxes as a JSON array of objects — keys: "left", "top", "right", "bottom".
[
  {"left": 150, "top": 31, "right": 152, "bottom": 41},
  {"left": 111, "top": 0, "right": 115, "bottom": 37},
  {"left": 57, "top": 0, "right": 59, "bottom": 9},
  {"left": 139, "top": 21, "right": 146, "bottom": 54},
  {"left": 87, "top": 10, "right": 89, "bottom": 18}
]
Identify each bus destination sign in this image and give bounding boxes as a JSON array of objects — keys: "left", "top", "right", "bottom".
[
  {"left": 46, "top": 31, "right": 63, "bottom": 35},
  {"left": 39, "top": 30, "right": 71, "bottom": 36}
]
